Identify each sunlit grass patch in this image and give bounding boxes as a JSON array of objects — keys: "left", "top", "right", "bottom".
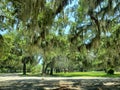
[{"left": 53, "top": 71, "right": 120, "bottom": 77}]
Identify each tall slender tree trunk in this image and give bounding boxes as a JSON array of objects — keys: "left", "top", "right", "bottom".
[
  {"left": 45, "top": 63, "right": 50, "bottom": 74},
  {"left": 50, "top": 66, "right": 54, "bottom": 75},
  {"left": 42, "top": 61, "right": 45, "bottom": 75},
  {"left": 42, "top": 62, "right": 45, "bottom": 75},
  {"left": 42, "top": 48, "right": 46, "bottom": 75},
  {"left": 50, "top": 59, "right": 55, "bottom": 75},
  {"left": 23, "top": 61, "right": 26, "bottom": 75}
]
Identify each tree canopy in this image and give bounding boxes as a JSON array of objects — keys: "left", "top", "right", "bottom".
[{"left": 0, "top": 0, "right": 120, "bottom": 75}]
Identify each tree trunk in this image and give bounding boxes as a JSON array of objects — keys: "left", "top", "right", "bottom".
[
  {"left": 50, "top": 66, "right": 53, "bottom": 75},
  {"left": 50, "top": 59, "right": 55, "bottom": 75},
  {"left": 45, "top": 63, "right": 49, "bottom": 74},
  {"left": 42, "top": 61, "right": 45, "bottom": 75},
  {"left": 23, "top": 62, "right": 26, "bottom": 75},
  {"left": 42, "top": 48, "right": 46, "bottom": 75}
]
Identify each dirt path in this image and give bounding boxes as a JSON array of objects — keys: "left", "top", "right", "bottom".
[{"left": 0, "top": 73, "right": 120, "bottom": 90}]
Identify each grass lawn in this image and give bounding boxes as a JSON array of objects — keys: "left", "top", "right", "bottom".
[{"left": 53, "top": 71, "right": 120, "bottom": 77}]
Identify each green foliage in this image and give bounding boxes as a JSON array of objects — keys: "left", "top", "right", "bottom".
[
  {"left": 0, "top": 68, "right": 8, "bottom": 73},
  {"left": 31, "top": 65, "right": 42, "bottom": 74}
]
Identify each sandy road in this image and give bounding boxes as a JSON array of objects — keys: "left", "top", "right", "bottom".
[
  {"left": 0, "top": 73, "right": 114, "bottom": 81},
  {"left": 0, "top": 73, "right": 120, "bottom": 90}
]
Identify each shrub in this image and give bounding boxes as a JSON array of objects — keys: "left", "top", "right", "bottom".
[
  {"left": 107, "top": 69, "right": 114, "bottom": 75},
  {"left": 31, "top": 65, "right": 42, "bottom": 74}
]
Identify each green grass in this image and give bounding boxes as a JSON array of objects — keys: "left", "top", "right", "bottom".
[
  {"left": 53, "top": 71, "right": 120, "bottom": 77},
  {"left": 18, "top": 71, "right": 120, "bottom": 77}
]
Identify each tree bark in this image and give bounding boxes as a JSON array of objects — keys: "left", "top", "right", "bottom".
[
  {"left": 44, "top": 63, "right": 49, "bottom": 74},
  {"left": 50, "top": 66, "right": 54, "bottom": 75},
  {"left": 42, "top": 61, "right": 45, "bottom": 75},
  {"left": 23, "top": 62, "right": 26, "bottom": 75},
  {"left": 50, "top": 59, "right": 55, "bottom": 75}
]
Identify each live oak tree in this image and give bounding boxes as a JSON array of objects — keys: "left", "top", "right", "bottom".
[
  {"left": 0, "top": 0, "right": 120, "bottom": 74},
  {"left": 68, "top": 0, "right": 120, "bottom": 71},
  {"left": 0, "top": 0, "right": 71, "bottom": 74}
]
